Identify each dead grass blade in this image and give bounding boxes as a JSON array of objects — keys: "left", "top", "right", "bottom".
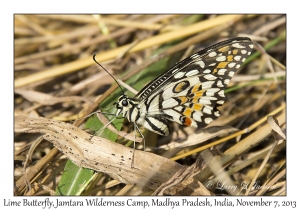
[
  {"left": 160, "top": 126, "right": 238, "bottom": 150},
  {"left": 15, "top": 89, "right": 93, "bottom": 105}
]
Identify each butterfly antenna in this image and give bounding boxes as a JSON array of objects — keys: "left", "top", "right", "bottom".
[{"left": 93, "top": 54, "right": 125, "bottom": 95}]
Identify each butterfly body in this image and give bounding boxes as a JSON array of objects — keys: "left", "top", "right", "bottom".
[{"left": 113, "top": 37, "right": 253, "bottom": 136}]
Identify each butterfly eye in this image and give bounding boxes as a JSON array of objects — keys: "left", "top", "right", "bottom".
[{"left": 122, "top": 100, "right": 129, "bottom": 107}]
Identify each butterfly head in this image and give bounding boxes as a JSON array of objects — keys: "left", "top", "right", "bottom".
[{"left": 114, "top": 94, "right": 132, "bottom": 116}]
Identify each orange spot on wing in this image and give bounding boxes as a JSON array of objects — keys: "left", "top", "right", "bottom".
[
  {"left": 183, "top": 108, "right": 192, "bottom": 117},
  {"left": 194, "top": 90, "right": 204, "bottom": 97},
  {"left": 227, "top": 55, "right": 233, "bottom": 61},
  {"left": 192, "top": 91, "right": 204, "bottom": 103},
  {"left": 217, "top": 62, "right": 228, "bottom": 69},
  {"left": 174, "top": 81, "right": 189, "bottom": 93},
  {"left": 192, "top": 103, "right": 202, "bottom": 111},
  {"left": 178, "top": 96, "right": 188, "bottom": 104},
  {"left": 175, "top": 83, "right": 184, "bottom": 92},
  {"left": 233, "top": 49, "right": 238, "bottom": 55},
  {"left": 192, "top": 84, "right": 201, "bottom": 93},
  {"left": 184, "top": 117, "right": 192, "bottom": 126},
  {"left": 218, "top": 46, "right": 229, "bottom": 52}
]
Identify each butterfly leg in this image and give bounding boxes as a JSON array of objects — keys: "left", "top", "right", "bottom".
[
  {"left": 131, "top": 123, "right": 137, "bottom": 168},
  {"left": 135, "top": 125, "right": 145, "bottom": 150},
  {"left": 130, "top": 123, "right": 145, "bottom": 168},
  {"left": 97, "top": 117, "right": 117, "bottom": 133}
]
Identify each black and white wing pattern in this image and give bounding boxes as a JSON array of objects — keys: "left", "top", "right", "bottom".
[{"left": 114, "top": 37, "right": 253, "bottom": 136}]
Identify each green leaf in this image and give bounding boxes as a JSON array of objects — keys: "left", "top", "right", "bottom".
[{"left": 55, "top": 160, "right": 94, "bottom": 195}]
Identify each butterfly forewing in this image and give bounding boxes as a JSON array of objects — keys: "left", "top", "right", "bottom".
[{"left": 135, "top": 37, "right": 253, "bottom": 135}]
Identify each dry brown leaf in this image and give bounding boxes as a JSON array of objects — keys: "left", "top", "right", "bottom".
[
  {"left": 267, "top": 115, "right": 286, "bottom": 140},
  {"left": 15, "top": 115, "right": 185, "bottom": 191}
]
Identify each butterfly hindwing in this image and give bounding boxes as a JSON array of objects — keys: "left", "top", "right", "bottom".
[
  {"left": 158, "top": 76, "right": 225, "bottom": 128},
  {"left": 137, "top": 37, "right": 253, "bottom": 135}
]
